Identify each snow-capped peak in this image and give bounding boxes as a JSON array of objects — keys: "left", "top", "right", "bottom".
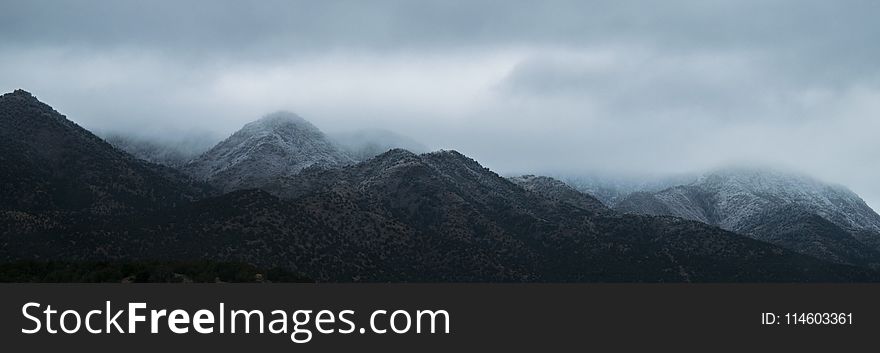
[{"left": 184, "top": 111, "right": 354, "bottom": 192}]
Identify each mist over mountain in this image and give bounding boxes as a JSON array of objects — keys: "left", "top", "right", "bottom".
[
  {"left": 329, "top": 129, "right": 428, "bottom": 162},
  {"left": 183, "top": 111, "right": 355, "bottom": 192},
  {"left": 4, "top": 0, "right": 880, "bottom": 214},
  {"left": 557, "top": 173, "right": 698, "bottom": 207},
  {"left": 103, "top": 131, "right": 215, "bottom": 168},
  {"left": 101, "top": 123, "right": 426, "bottom": 170},
  {"left": 508, "top": 175, "right": 607, "bottom": 212}
]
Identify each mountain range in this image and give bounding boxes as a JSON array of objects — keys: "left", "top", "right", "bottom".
[{"left": 2, "top": 89, "right": 879, "bottom": 282}]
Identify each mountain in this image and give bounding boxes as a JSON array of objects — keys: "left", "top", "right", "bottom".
[
  {"left": 329, "top": 128, "right": 428, "bottom": 162},
  {"left": 615, "top": 168, "right": 880, "bottom": 267},
  {"left": 183, "top": 111, "right": 355, "bottom": 192},
  {"left": 508, "top": 175, "right": 607, "bottom": 211},
  {"left": 0, "top": 89, "right": 207, "bottom": 217}
]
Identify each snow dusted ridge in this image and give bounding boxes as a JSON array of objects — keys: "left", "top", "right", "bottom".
[
  {"left": 184, "top": 111, "right": 355, "bottom": 192},
  {"left": 611, "top": 167, "right": 880, "bottom": 266},
  {"left": 621, "top": 167, "right": 880, "bottom": 233},
  {"left": 694, "top": 168, "right": 880, "bottom": 232}
]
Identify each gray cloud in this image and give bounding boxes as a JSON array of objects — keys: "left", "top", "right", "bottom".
[{"left": 1, "top": 0, "right": 879, "bottom": 209}]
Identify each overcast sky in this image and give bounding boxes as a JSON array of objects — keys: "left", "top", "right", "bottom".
[{"left": 2, "top": 0, "right": 879, "bottom": 209}]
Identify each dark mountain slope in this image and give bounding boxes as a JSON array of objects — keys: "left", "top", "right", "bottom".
[
  {"left": 737, "top": 205, "right": 880, "bottom": 268},
  {"left": 0, "top": 90, "right": 207, "bottom": 216}
]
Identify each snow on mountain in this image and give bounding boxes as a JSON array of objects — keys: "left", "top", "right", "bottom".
[
  {"left": 614, "top": 167, "right": 880, "bottom": 266},
  {"left": 184, "top": 111, "right": 355, "bottom": 192},
  {"left": 618, "top": 167, "right": 880, "bottom": 233}
]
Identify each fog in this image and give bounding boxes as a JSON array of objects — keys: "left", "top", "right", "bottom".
[{"left": 2, "top": 0, "right": 879, "bottom": 209}]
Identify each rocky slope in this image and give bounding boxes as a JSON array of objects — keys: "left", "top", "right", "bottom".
[{"left": 183, "top": 111, "right": 355, "bottom": 192}]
